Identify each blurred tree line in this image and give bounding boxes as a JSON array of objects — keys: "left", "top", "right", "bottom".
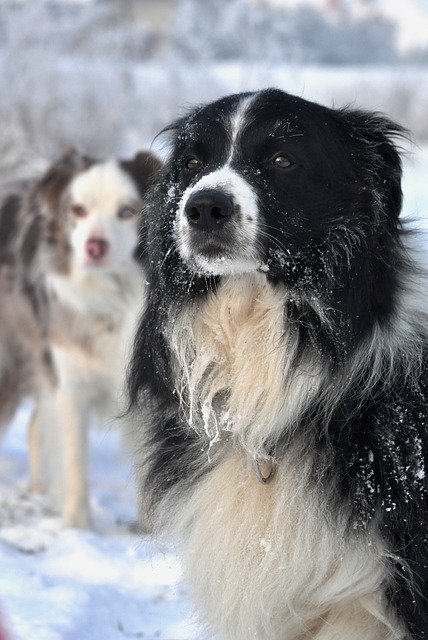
[
  {"left": 169, "top": 0, "right": 397, "bottom": 65},
  {"left": 0, "top": 0, "right": 410, "bottom": 66}
]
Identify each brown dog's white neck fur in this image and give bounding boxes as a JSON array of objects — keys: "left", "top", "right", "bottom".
[{"left": 47, "top": 267, "right": 141, "bottom": 325}]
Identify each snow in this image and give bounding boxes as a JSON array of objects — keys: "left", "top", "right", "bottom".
[
  {"left": 0, "top": 148, "right": 427, "bottom": 640},
  {"left": 0, "top": 403, "right": 198, "bottom": 640},
  {"left": 401, "top": 147, "right": 428, "bottom": 232}
]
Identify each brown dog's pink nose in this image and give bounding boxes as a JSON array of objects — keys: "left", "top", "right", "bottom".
[{"left": 86, "top": 238, "right": 109, "bottom": 260}]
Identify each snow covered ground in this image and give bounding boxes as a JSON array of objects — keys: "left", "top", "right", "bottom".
[
  {"left": 0, "top": 148, "right": 427, "bottom": 640},
  {"left": 0, "top": 401, "right": 198, "bottom": 640}
]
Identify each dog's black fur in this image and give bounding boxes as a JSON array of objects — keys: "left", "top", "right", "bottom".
[{"left": 129, "top": 89, "right": 427, "bottom": 638}]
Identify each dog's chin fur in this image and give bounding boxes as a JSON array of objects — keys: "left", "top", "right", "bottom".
[
  {"left": 169, "top": 273, "right": 322, "bottom": 453},
  {"left": 128, "top": 90, "right": 427, "bottom": 640},
  {"left": 182, "top": 255, "right": 261, "bottom": 277}
]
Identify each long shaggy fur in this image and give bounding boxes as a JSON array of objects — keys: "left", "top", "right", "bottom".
[{"left": 128, "top": 89, "right": 427, "bottom": 639}]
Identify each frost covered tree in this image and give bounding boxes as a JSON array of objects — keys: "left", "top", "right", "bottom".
[
  {"left": 169, "top": 0, "right": 397, "bottom": 64},
  {"left": 0, "top": 1, "right": 154, "bottom": 180}
]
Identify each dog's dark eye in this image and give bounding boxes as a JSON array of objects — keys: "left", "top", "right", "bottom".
[
  {"left": 70, "top": 204, "right": 88, "bottom": 218},
  {"left": 184, "top": 157, "right": 202, "bottom": 171},
  {"left": 118, "top": 206, "right": 138, "bottom": 220},
  {"left": 272, "top": 155, "right": 294, "bottom": 169}
]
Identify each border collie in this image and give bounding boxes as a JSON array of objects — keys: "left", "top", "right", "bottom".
[
  {"left": 128, "top": 89, "right": 427, "bottom": 639},
  {"left": 0, "top": 148, "right": 161, "bottom": 528}
]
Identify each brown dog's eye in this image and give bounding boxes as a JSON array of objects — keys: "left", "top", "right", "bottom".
[
  {"left": 272, "top": 155, "right": 294, "bottom": 169},
  {"left": 118, "top": 206, "right": 138, "bottom": 220},
  {"left": 70, "top": 204, "right": 88, "bottom": 218}
]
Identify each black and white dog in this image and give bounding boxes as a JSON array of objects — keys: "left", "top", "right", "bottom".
[{"left": 129, "top": 89, "right": 427, "bottom": 639}]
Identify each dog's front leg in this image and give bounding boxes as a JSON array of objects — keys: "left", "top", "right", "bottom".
[
  {"left": 28, "top": 403, "right": 45, "bottom": 494},
  {"left": 28, "top": 380, "right": 60, "bottom": 495},
  {"left": 59, "top": 389, "right": 92, "bottom": 529}
]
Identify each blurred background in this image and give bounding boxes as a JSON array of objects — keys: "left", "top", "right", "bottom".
[
  {"left": 0, "top": 3, "right": 427, "bottom": 639},
  {"left": 1, "top": 0, "right": 428, "bottom": 182}
]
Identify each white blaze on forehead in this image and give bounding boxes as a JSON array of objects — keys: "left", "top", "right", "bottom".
[
  {"left": 69, "top": 160, "right": 140, "bottom": 212},
  {"left": 177, "top": 93, "right": 258, "bottom": 226},
  {"left": 174, "top": 94, "right": 261, "bottom": 275},
  {"left": 227, "top": 94, "right": 255, "bottom": 163}
]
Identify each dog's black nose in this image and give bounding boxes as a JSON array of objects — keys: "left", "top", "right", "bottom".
[{"left": 184, "top": 190, "right": 234, "bottom": 231}]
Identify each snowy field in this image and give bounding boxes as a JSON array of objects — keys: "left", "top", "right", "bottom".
[
  {"left": 0, "top": 147, "right": 427, "bottom": 640},
  {"left": 0, "top": 401, "right": 197, "bottom": 640}
]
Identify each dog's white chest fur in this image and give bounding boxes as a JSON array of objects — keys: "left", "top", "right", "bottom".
[
  {"left": 164, "top": 452, "right": 401, "bottom": 640},
  {"left": 48, "top": 269, "right": 141, "bottom": 408},
  {"left": 170, "top": 273, "right": 322, "bottom": 455},
  {"left": 162, "top": 274, "right": 403, "bottom": 640}
]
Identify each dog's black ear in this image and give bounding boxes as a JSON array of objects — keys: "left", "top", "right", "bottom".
[
  {"left": 121, "top": 151, "right": 163, "bottom": 197},
  {"left": 340, "top": 110, "right": 406, "bottom": 221},
  {"left": 33, "top": 148, "right": 90, "bottom": 217}
]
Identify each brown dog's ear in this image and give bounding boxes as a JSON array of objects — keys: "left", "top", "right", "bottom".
[
  {"left": 33, "top": 148, "right": 91, "bottom": 217},
  {"left": 121, "top": 151, "right": 163, "bottom": 197}
]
